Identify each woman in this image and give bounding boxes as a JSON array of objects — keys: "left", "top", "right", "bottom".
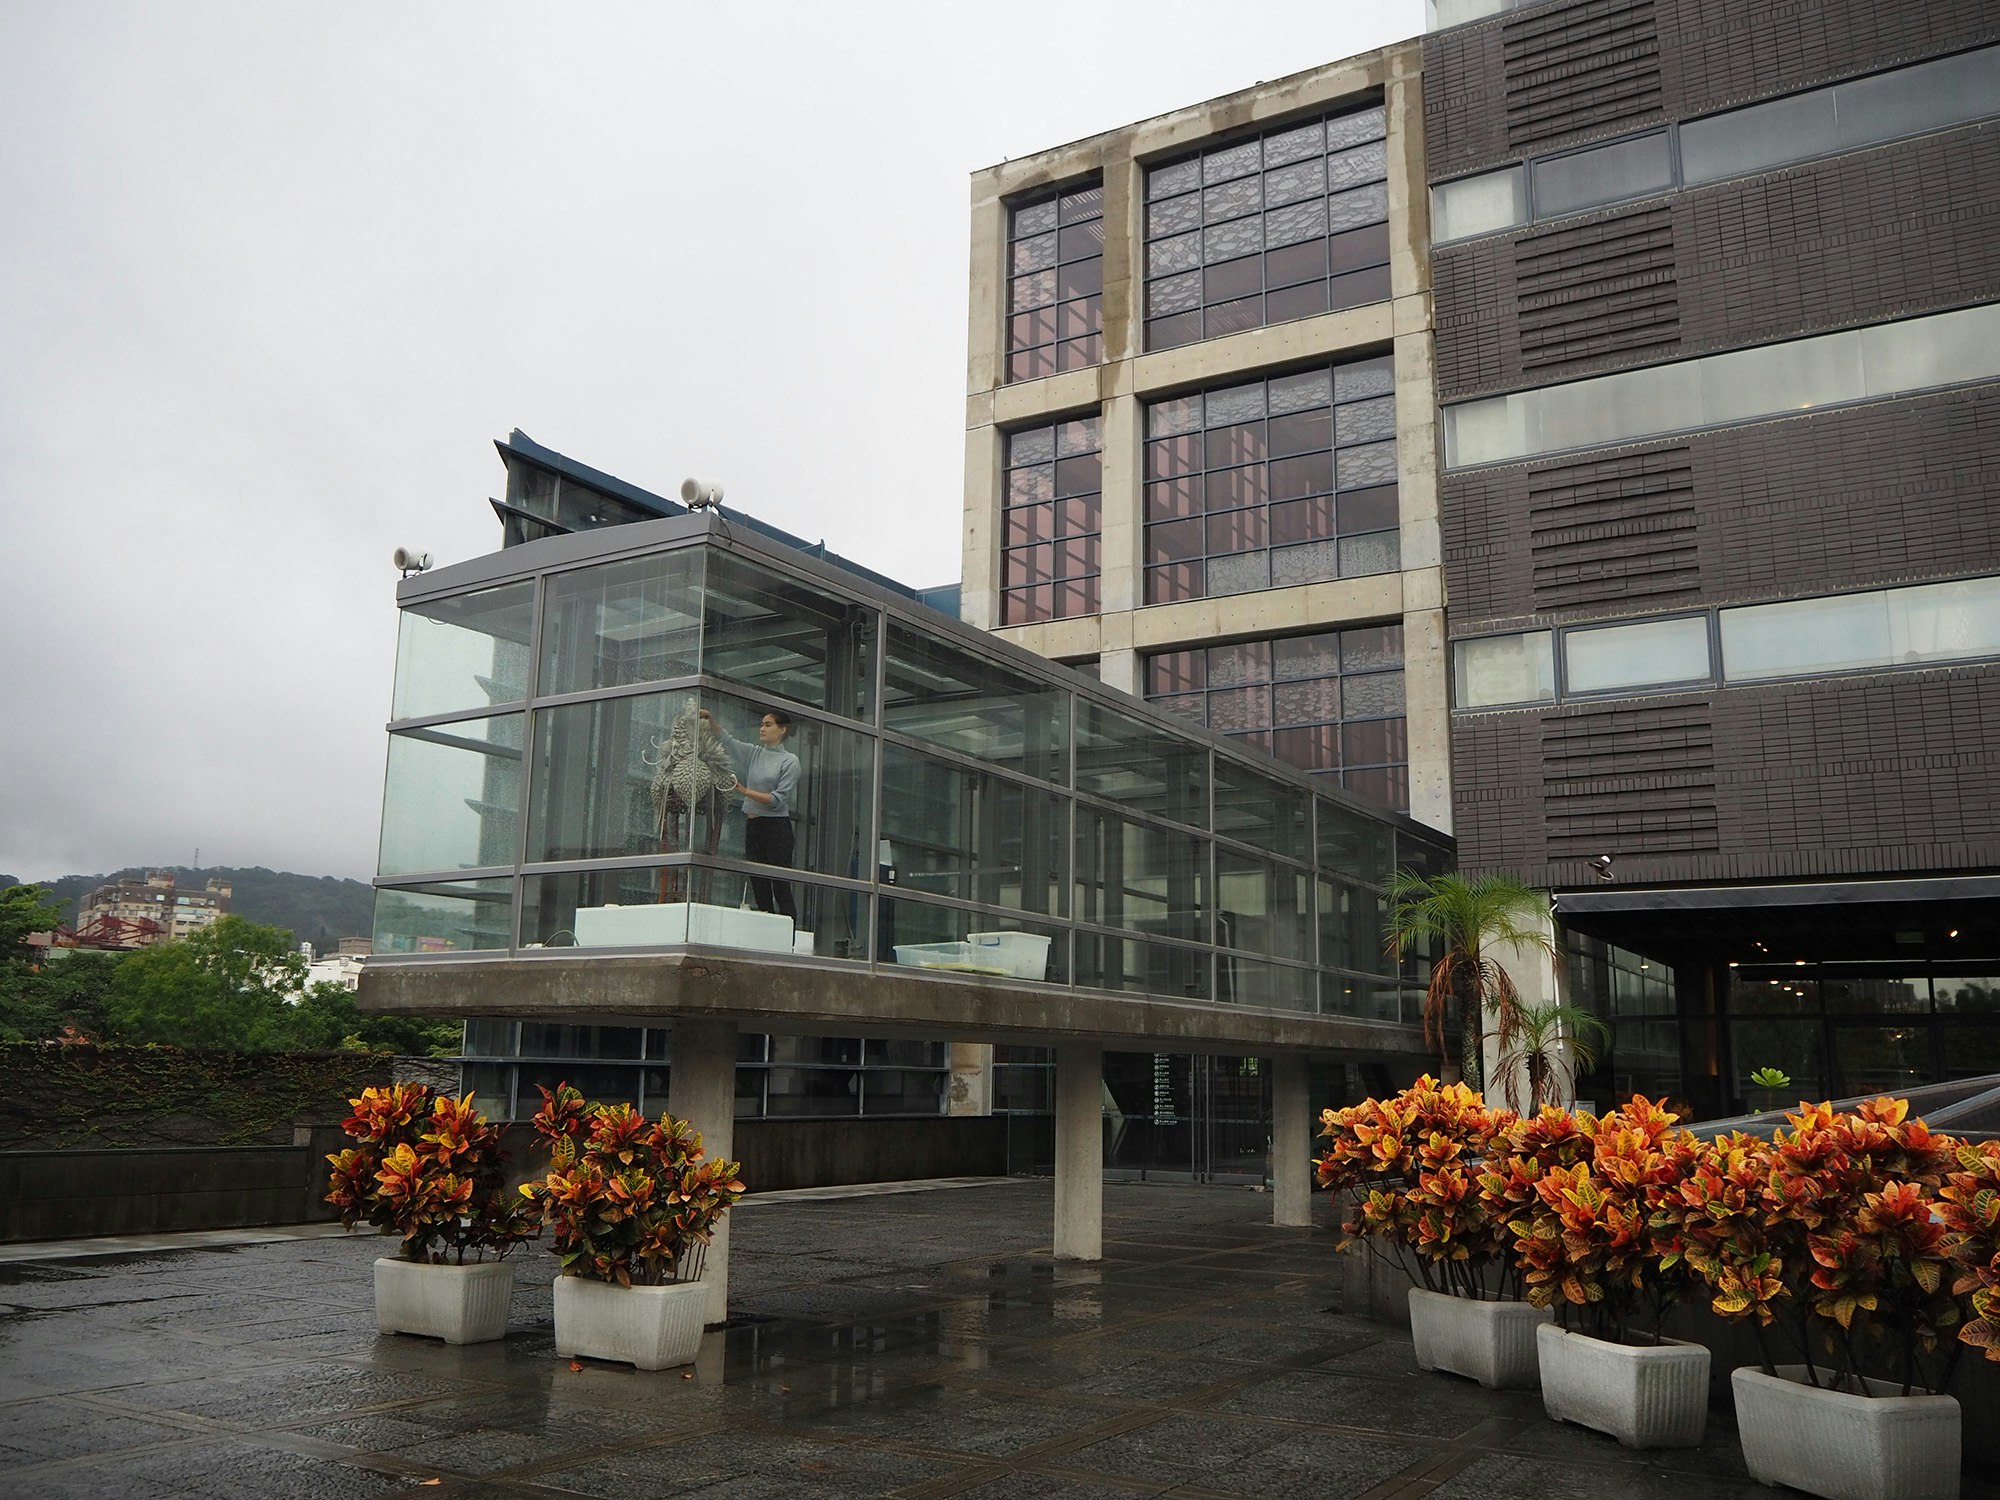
[{"left": 698, "top": 707, "right": 801, "bottom": 925}]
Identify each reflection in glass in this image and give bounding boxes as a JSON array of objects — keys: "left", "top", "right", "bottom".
[
  {"left": 1563, "top": 616, "right": 1712, "bottom": 694},
  {"left": 1075, "top": 809, "right": 1208, "bottom": 944},
  {"left": 539, "top": 551, "right": 701, "bottom": 695},
  {"left": 379, "top": 714, "right": 524, "bottom": 876},
  {"left": 884, "top": 623, "right": 1068, "bottom": 781},
  {"left": 1219, "top": 956, "right": 1313, "bottom": 1011},
  {"left": 1076, "top": 699, "right": 1208, "bottom": 826},
  {"left": 1532, "top": 132, "right": 1671, "bottom": 218},
  {"left": 1212, "top": 760, "right": 1309, "bottom": 861},
  {"left": 373, "top": 878, "right": 514, "bottom": 955},
  {"left": 528, "top": 692, "right": 689, "bottom": 865},
  {"left": 392, "top": 583, "right": 534, "bottom": 721},
  {"left": 1074, "top": 931, "right": 1210, "bottom": 999},
  {"left": 1217, "top": 851, "right": 1311, "bottom": 961},
  {"left": 1730, "top": 1017, "right": 1824, "bottom": 1102},
  {"left": 1833, "top": 1025, "right": 1932, "bottom": 1098},
  {"left": 881, "top": 745, "right": 1065, "bottom": 915},
  {"left": 702, "top": 551, "right": 875, "bottom": 717}
]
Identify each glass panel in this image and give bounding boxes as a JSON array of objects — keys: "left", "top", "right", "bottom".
[
  {"left": 1075, "top": 699, "right": 1207, "bottom": 826},
  {"left": 1454, "top": 633, "right": 1555, "bottom": 708},
  {"left": 1535, "top": 361, "right": 1703, "bottom": 456},
  {"left": 881, "top": 744, "right": 1066, "bottom": 915},
  {"left": 379, "top": 714, "right": 524, "bottom": 875},
  {"left": 884, "top": 623, "right": 1068, "bottom": 782},
  {"left": 539, "top": 554, "right": 704, "bottom": 697},
  {"left": 1721, "top": 593, "right": 1893, "bottom": 681},
  {"left": 1936, "top": 977, "right": 2000, "bottom": 1014},
  {"left": 373, "top": 879, "right": 514, "bottom": 955},
  {"left": 1833, "top": 1025, "right": 1934, "bottom": 1098},
  {"left": 1940, "top": 1025, "right": 2000, "bottom": 1080},
  {"left": 1820, "top": 975, "right": 1929, "bottom": 1014},
  {"left": 1702, "top": 332, "right": 1864, "bottom": 425},
  {"left": 527, "top": 691, "right": 688, "bottom": 864},
  {"left": 1860, "top": 303, "right": 2000, "bottom": 399},
  {"left": 1835, "top": 46, "right": 2000, "bottom": 150},
  {"left": 701, "top": 551, "right": 875, "bottom": 717},
  {"left": 1073, "top": 809, "right": 1209, "bottom": 944},
  {"left": 392, "top": 582, "right": 535, "bottom": 720},
  {"left": 1887, "top": 576, "right": 2000, "bottom": 665},
  {"left": 1218, "top": 956, "right": 1313, "bottom": 1011},
  {"left": 1322, "top": 971, "right": 1400, "bottom": 1020},
  {"left": 1432, "top": 166, "right": 1526, "bottom": 242},
  {"left": 1318, "top": 876, "right": 1393, "bottom": 974},
  {"left": 1682, "top": 87, "right": 1839, "bottom": 184},
  {"left": 1075, "top": 933, "right": 1210, "bottom": 1000},
  {"left": 881, "top": 898, "right": 1068, "bottom": 984},
  {"left": 1730, "top": 1017, "right": 1825, "bottom": 1104},
  {"left": 1562, "top": 616, "right": 1712, "bottom": 694},
  {"left": 1212, "top": 760, "right": 1308, "bottom": 861},
  {"left": 1532, "top": 131, "right": 1671, "bottom": 218},
  {"left": 700, "top": 692, "right": 875, "bottom": 884},
  {"left": 1216, "top": 850, "right": 1312, "bottom": 961}
]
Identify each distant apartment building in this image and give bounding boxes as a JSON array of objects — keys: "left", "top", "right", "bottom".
[
  {"left": 306, "top": 937, "right": 372, "bottom": 991},
  {"left": 75, "top": 870, "right": 233, "bottom": 949}
]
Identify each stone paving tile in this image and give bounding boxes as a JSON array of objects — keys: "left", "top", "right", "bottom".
[{"left": 5, "top": 1182, "right": 1998, "bottom": 1500}]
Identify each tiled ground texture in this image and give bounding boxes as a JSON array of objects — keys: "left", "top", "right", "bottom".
[{"left": 4, "top": 1181, "right": 1994, "bottom": 1500}]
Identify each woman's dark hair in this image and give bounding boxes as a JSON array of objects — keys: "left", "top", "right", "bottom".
[{"left": 763, "top": 709, "right": 793, "bottom": 732}]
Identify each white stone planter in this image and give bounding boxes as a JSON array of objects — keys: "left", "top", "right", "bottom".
[
  {"left": 1733, "top": 1364, "right": 1961, "bottom": 1500},
  {"left": 1537, "top": 1322, "right": 1709, "bottom": 1448},
  {"left": 373, "top": 1257, "right": 515, "bottom": 1345},
  {"left": 553, "top": 1275, "right": 708, "bottom": 1371},
  {"left": 1407, "top": 1287, "right": 1550, "bottom": 1389}
]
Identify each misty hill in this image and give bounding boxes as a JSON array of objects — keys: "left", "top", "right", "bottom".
[{"left": 0, "top": 866, "right": 374, "bottom": 956}]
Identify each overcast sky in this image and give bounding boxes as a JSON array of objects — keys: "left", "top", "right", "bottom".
[{"left": 0, "top": 1, "right": 1424, "bottom": 885}]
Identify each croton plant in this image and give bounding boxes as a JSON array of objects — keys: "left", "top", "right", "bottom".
[
  {"left": 325, "top": 1083, "right": 540, "bottom": 1264},
  {"left": 1318, "top": 1080, "right": 2000, "bottom": 1394},
  {"left": 523, "top": 1082, "right": 746, "bottom": 1288}
]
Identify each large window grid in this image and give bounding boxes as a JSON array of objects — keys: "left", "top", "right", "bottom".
[
  {"left": 376, "top": 528, "right": 1444, "bottom": 1024},
  {"left": 1145, "top": 106, "right": 1391, "bottom": 351},
  {"left": 1007, "top": 183, "right": 1105, "bottom": 383},
  {"left": 1145, "top": 357, "right": 1399, "bottom": 604},
  {"left": 1145, "top": 626, "right": 1408, "bottom": 811},
  {"left": 1725, "top": 964, "right": 2000, "bottom": 1110},
  {"left": 456, "top": 1022, "right": 952, "bottom": 1121},
  {"left": 1431, "top": 46, "right": 2000, "bottom": 243},
  {"left": 1453, "top": 574, "right": 2000, "bottom": 712},
  {"left": 1002, "top": 414, "right": 1101, "bottom": 625}
]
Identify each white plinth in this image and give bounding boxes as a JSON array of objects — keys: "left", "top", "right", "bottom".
[{"left": 572, "top": 901, "right": 793, "bottom": 953}]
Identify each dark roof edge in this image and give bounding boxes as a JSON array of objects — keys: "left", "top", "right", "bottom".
[
  {"left": 497, "top": 429, "right": 925, "bottom": 602},
  {"left": 1556, "top": 873, "right": 2000, "bottom": 914}
]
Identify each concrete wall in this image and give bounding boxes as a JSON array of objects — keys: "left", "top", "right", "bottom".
[
  {"left": 0, "top": 1144, "right": 334, "bottom": 1243},
  {"left": 962, "top": 37, "right": 1453, "bottom": 834},
  {"left": 0, "top": 1117, "right": 1012, "bottom": 1244}
]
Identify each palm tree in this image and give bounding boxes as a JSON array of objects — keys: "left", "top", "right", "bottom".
[
  {"left": 1383, "top": 869, "right": 1554, "bottom": 1092},
  {"left": 1497, "top": 1001, "right": 1609, "bottom": 1113}
]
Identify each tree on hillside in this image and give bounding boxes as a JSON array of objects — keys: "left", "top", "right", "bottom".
[
  {"left": 0, "top": 884, "right": 66, "bottom": 957},
  {"left": 106, "top": 916, "right": 308, "bottom": 1051}
]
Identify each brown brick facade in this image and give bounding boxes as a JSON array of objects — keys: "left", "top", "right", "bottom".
[
  {"left": 1443, "top": 384, "right": 2000, "bottom": 630},
  {"left": 1434, "top": 127, "right": 2000, "bottom": 401},
  {"left": 1425, "top": 0, "right": 1997, "bottom": 182},
  {"left": 1451, "top": 669, "right": 2000, "bottom": 885}
]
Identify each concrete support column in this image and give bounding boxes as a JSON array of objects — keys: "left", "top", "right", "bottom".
[
  {"left": 1053, "top": 1041, "right": 1104, "bottom": 1261},
  {"left": 668, "top": 1018, "right": 739, "bottom": 1325},
  {"left": 1272, "top": 1054, "right": 1312, "bottom": 1228}
]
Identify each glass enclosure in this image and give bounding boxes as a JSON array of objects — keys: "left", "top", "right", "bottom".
[{"left": 376, "top": 523, "right": 1446, "bottom": 1022}]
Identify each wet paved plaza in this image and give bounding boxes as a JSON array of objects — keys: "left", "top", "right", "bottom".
[{"left": 3, "top": 1178, "right": 1992, "bottom": 1499}]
